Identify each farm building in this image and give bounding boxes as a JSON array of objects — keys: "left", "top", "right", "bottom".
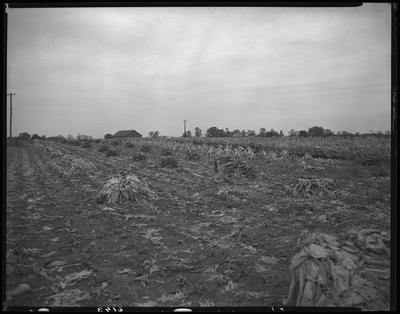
[{"left": 113, "top": 129, "right": 142, "bottom": 138}]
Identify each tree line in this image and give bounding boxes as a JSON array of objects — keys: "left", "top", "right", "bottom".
[
  {"left": 148, "top": 126, "right": 390, "bottom": 138},
  {"left": 12, "top": 127, "right": 391, "bottom": 142}
]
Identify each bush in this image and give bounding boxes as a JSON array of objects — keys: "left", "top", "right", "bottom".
[
  {"left": 105, "top": 149, "right": 118, "bottom": 157},
  {"left": 125, "top": 142, "right": 134, "bottom": 148},
  {"left": 111, "top": 140, "right": 119, "bottom": 146},
  {"left": 18, "top": 132, "right": 31, "bottom": 140},
  {"left": 141, "top": 145, "right": 152, "bottom": 153}
]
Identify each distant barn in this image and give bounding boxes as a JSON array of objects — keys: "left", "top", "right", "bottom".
[{"left": 113, "top": 129, "right": 142, "bottom": 138}]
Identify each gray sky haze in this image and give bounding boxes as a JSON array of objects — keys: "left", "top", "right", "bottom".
[{"left": 7, "top": 4, "right": 391, "bottom": 138}]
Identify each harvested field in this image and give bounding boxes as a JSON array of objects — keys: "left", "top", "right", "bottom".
[{"left": 6, "top": 137, "right": 391, "bottom": 309}]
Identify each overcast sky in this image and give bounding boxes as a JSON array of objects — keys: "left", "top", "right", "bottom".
[{"left": 7, "top": 4, "right": 391, "bottom": 138}]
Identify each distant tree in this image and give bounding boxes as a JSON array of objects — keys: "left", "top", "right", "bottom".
[
  {"left": 342, "top": 131, "right": 354, "bottom": 138},
  {"left": 183, "top": 130, "right": 192, "bottom": 137},
  {"left": 18, "top": 132, "right": 31, "bottom": 140},
  {"left": 279, "top": 130, "right": 284, "bottom": 137},
  {"left": 323, "top": 129, "right": 334, "bottom": 137},
  {"left": 206, "top": 127, "right": 225, "bottom": 137},
  {"left": 288, "top": 129, "right": 296, "bottom": 137},
  {"left": 31, "top": 133, "right": 41, "bottom": 140},
  {"left": 259, "top": 128, "right": 267, "bottom": 137},
  {"left": 104, "top": 133, "right": 113, "bottom": 139},
  {"left": 149, "top": 130, "right": 160, "bottom": 138},
  {"left": 194, "top": 127, "right": 202, "bottom": 137},
  {"left": 265, "top": 129, "right": 279, "bottom": 138},
  {"left": 240, "top": 130, "right": 247, "bottom": 137},
  {"left": 299, "top": 130, "right": 308, "bottom": 137},
  {"left": 206, "top": 127, "right": 217, "bottom": 137},
  {"left": 232, "top": 129, "right": 241, "bottom": 137},
  {"left": 225, "top": 128, "right": 232, "bottom": 137},
  {"left": 40, "top": 135, "right": 46, "bottom": 140},
  {"left": 308, "top": 126, "right": 325, "bottom": 137},
  {"left": 77, "top": 134, "right": 92, "bottom": 141},
  {"left": 247, "top": 130, "right": 256, "bottom": 137},
  {"left": 355, "top": 132, "right": 360, "bottom": 137},
  {"left": 384, "top": 130, "right": 390, "bottom": 135}
]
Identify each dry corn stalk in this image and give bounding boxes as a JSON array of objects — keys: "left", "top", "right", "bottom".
[
  {"left": 66, "top": 158, "right": 97, "bottom": 177},
  {"left": 286, "top": 232, "right": 387, "bottom": 310},
  {"left": 222, "top": 161, "right": 256, "bottom": 179},
  {"left": 293, "top": 177, "right": 339, "bottom": 198},
  {"left": 45, "top": 146, "right": 63, "bottom": 159},
  {"left": 52, "top": 155, "right": 96, "bottom": 178},
  {"left": 96, "top": 173, "right": 157, "bottom": 204}
]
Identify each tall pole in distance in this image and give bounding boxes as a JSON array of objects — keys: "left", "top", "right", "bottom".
[
  {"left": 183, "top": 120, "right": 187, "bottom": 137},
  {"left": 8, "top": 92, "right": 16, "bottom": 138}
]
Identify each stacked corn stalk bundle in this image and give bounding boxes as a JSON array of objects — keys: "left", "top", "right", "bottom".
[
  {"left": 50, "top": 154, "right": 73, "bottom": 175},
  {"left": 141, "top": 145, "right": 152, "bottom": 153},
  {"left": 158, "top": 156, "right": 178, "bottom": 168},
  {"left": 55, "top": 155, "right": 74, "bottom": 168},
  {"left": 96, "top": 173, "right": 157, "bottom": 204},
  {"left": 51, "top": 155, "right": 97, "bottom": 178},
  {"left": 246, "top": 146, "right": 255, "bottom": 159},
  {"left": 66, "top": 158, "right": 97, "bottom": 177},
  {"left": 286, "top": 231, "right": 389, "bottom": 310},
  {"left": 45, "top": 146, "right": 64, "bottom": 159},
  {"left": 360, "top": 155, "right": 384, "bottom": 166},
  {"left": 132, "top": 152, "right": 148, "bottom": 162},
  {"left": 33, "top": 142, "right": 46, "bottom": 150},
  {"left": 233, "top": 146, "right": 246, "bottom": 160},
  {"left": 98, "top": 145, "right": 110, "bottom": 152},
  {"left": 81, "top": 141, "right": 92, "bottom": 148},
  {"left": 186, "top": 151, "right": 201, "bottom": 161},
  {"left": 222, "top": 161, "right": 256, "bottom": 179},
  {"left": 279, "top": 149, "right": 290, "bottom": 159},
  {"left": 262, "top": 151, "right": 279, "bottom": 163},
  {"left": 218, "top": 155, "right": 233, "bottom": 164},
  {"left": 161, "top": 149, "right": 173, "bottom": 156},
  {"left": 293, "top": 177, "right": 339, "bottom": 198},
  {"left": 105, "top": 149, "right": 118, "bottom": 157},
  {"left": 299, "top": 160, "right": 325, "bottom": 172}
]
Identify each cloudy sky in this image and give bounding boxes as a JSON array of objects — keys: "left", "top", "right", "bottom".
[{"left": 7, "top": 4, "right": 391, "bottom": 138}]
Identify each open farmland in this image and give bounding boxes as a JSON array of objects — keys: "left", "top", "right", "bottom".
[{"left": 6, "top": 136, "right": 391, "bottom": 309}]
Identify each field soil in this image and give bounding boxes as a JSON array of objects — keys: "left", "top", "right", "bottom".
[{"left": 6, "top": 139, "right": 391, "bottom": 308}]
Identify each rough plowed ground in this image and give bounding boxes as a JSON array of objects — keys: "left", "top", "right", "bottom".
[{"left": 6, "top": 140, "right": 390, "bottom": 308}]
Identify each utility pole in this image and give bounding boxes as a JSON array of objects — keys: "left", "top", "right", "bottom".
[
  {"left": 183, "top": 120, "right": 187, "bottom": 137},
  {"left": 8, "top": 92, "right": 16, "bottom": 138}
]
